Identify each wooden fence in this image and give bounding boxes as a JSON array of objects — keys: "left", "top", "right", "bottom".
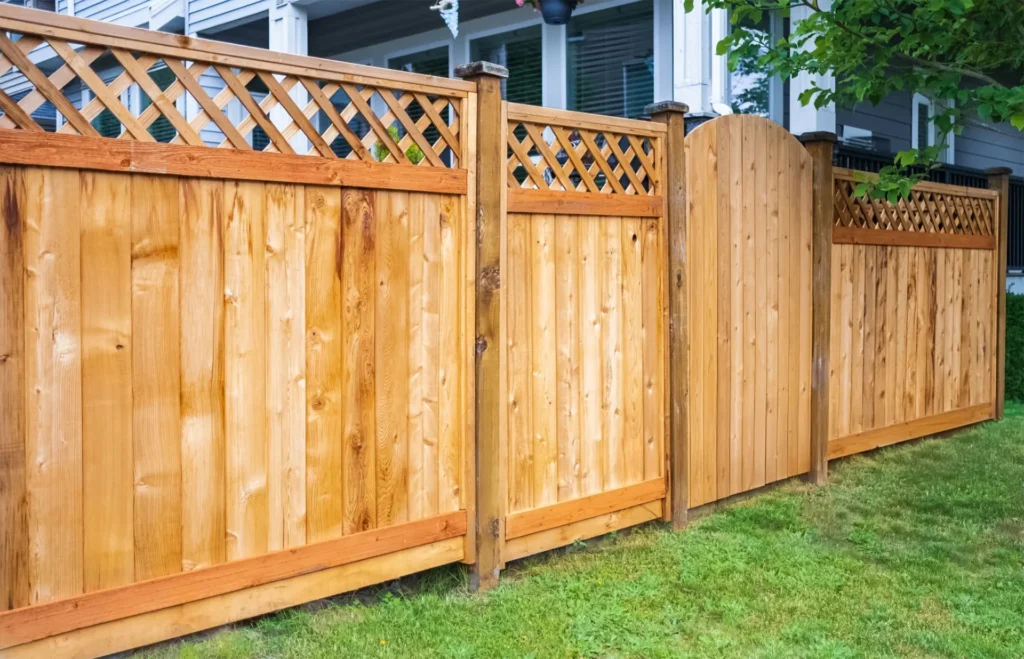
[
  {"left": 0, "top": 7, "right": 475, "bottom": 657},
  {"left": 828, "top": 168, "right": 1001, "bottom": 458},
  {"left": 501, "top": 104, "right": 668, "bottom": 562},
  {"left": 0, "top": 5, "right": 1010, "bottom": 657}
]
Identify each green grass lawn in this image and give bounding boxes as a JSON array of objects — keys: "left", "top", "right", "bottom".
[{"left": 145, "top": 403, "right": 1024, "bottom": 659}]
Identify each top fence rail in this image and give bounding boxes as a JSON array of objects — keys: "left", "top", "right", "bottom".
[{"left": 0, "top": 4, "right": 471, "bottom": 168}]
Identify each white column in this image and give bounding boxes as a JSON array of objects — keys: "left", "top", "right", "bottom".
[
  {"left": 653, "top": 0, "right": 673, "bottom": 104},
  {"left": 450, "top": 35, "right": 471, "bottom": 78},
  {"left": 541, "top": 23, "right": 567, "bottom": 109},
  {"left": 789, "top": 2, "right": 835, "bottom": 135},
  {"left": 270, "top": 1, "right": 310, "bottom": 153},
  {"left": 672, "top": 0, "right": 712, "bottom": 113},
  {"left": 709, "top": 7, "right": 729, "bottom": 110}
]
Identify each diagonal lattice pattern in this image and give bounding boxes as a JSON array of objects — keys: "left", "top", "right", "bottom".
[
  {"left": 506, "top": 114, "right": 660, "bottom": 196},
  {"left": 833, "top": 171, "right": 995, "bottom": 237},
  {"left": 0, "top": 29, "right": 465, "bottom": 168}
]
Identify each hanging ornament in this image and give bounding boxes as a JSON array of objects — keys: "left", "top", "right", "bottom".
[{"left": 431, "top": 0, "right": 459, "bottom": 37}]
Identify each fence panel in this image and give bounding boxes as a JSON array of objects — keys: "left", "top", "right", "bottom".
[
  {"left": 0, "top": 6, "right": 475, "bottom": 656},
  {"left": 828, "top": 168, "right": 1000, "bottom": 458},
  {"left": 501, "top": 104, "right": 668, "bottom": 562},
  {"left": 684, "top": 114, "right": 814, "bottom": 508}
]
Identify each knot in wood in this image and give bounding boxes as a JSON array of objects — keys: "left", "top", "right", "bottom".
[
  {"left": 475, "top": 336, "right": 488, "bottom": 355},
  {"left": 479, "top": 264, "right": 500, "bottom": 293}
]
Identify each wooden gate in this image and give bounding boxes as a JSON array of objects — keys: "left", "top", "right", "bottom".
[
  {"left": 500, "top": 104, "right": 669, "bottom": 561},
  {"left": 684, "top": 114, "right": 814, "bottom": 507}
]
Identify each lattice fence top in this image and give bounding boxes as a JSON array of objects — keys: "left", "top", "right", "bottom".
[
  {"left": 506, "top": 103, "right": 664, "bottom": 196},
  {"left": 834, "top": 167, "right": 998, "bottom": 237},
  {"left": 0, "top": 5, "right": 469, "bottom": 168}
]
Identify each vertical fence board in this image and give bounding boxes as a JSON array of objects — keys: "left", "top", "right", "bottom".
[
  {"left": 507, "top": 213, "right": 533, "bottom": 511},
  {"left": 407, "top": 194, "right": 425, "bottom": 522},
  {"left": 131, "top": 174, "right": 182, "bottom": 580},
  {"left": 376, "top": 190, "right": 410, "bottom": 527},
  {"left": 265, "top": 183, "right": 307, "bottom": 550},
  {"left": 622, "top": 217, "right": 644, "bottom": 487},
  {"left": 224, "top": 181, "right": 268, "bottom": 561},
  {"left": 556, "top": 215, "right": 582, "bottom": 501},
  {"left": 602, "top": 217, "right": 625, "bottom": 492},
  {"left": 641, "top": 217, "right": 662, "bottom": 484},
  {"left": 179, "top": 178, "right": 226, "bottom": 571},
  {"left": 765, "top": 128, "right": 780, "bottom": 484},
  {"left": 23, "top": 167, "right": 83, "bottom": 603},
  {"left": 81, "top": 171, "right": 134, "bottom": 592},
  {"left": 340, "top": 189, "right": 376, "bottom": 534},
  {"left": 421, "top": 194, "right": 441, "bottom": 520},
  {"left": 580, "top": 216, "right": 603, "bottom": 496},
  {"left": 304, "top": 186, "right": 343, "bottom": 541},
  {"left": 532, "top": 214, "right": 558, "bottom": 507},
  {"left": 0, "top": 165, "right": 29, "bottom": 611},
  {"left": 438, "top": 195, "right": 461, "bottom": 514},
  {"left": 716, "top": 122, "right": 734, "bottom": 499}
]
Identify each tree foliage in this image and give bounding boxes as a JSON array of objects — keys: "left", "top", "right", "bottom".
[{"left": 687, "top": 0, "right": 1024, "bottom": 200}]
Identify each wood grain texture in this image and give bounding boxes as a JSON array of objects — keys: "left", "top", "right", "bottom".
[
  {"left": 304, "top": 186, "right": 344, "bottom": 542},
  {"left": 683, "top": 115, "right": 813, "bottom": 506},
  {"left": 827, "top": 243, "right": 997, "bottom": 455},
  {"left": 23, "top": 167, "right": 84, "bottom": 604},
  {"left": 131, "top": 175, "right": 183, "bottom": 581},
  {"left": 376, "top": 190, "right": 410, "bottom": 527},
  {"left": 265, "top": 183, "right": 306, "bottom": 550},
  {"left": 340, "top": 189, "right": 376, "bottom": 534},
  {"left": 224, "top": 181, "right": 269, "bottom": 560},
  {"left": 0, "top": 165, "right": 29, "bottom": 611},
  {"left": 505, "top": 209, "right": 667, "bottom": 532},
  {"left": 81, "top": 172, "right": 134, "bottom": 592},
  {"left": 179, "top": 177, "right": 226, "bottom": 572}
]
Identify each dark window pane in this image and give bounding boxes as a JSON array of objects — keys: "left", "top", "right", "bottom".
[
  {"left": 917, "top": 102, "right": 930, "bottom": 149},
  {"left": 567, "top": 0, "right": 654, "bottom": 119},
  {"left": 471, "top": 27, "right": 542, "bottom": 106}
]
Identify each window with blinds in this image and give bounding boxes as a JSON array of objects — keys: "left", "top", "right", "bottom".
[
  {"left": 567, "top": 0, "right": 654, "bottom": 119},
  {"left": 470, "top": 27, "right": 542, "bottom": 105}
]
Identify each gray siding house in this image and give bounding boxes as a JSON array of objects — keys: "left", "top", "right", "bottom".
[{"left": 2, "top": 0, "right": 1022, "bottom": 281}]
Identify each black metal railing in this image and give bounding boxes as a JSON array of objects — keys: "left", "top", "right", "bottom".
[{"left": 835, "top": 144, "right": 1024, "bottom": 272}]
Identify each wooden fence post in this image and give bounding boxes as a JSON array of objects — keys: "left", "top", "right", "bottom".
[
  {"left": 987, "top": 167, "right": 1011, "bottom": 420},
  {"left": 647, "top": 101, "right": 689, "bottom": 529},
  {"left": 800, "top": 132, "right": 836, "bottom": 485},
  {"left": 456, "top": 61, "right": 508, "bottom": 591}
]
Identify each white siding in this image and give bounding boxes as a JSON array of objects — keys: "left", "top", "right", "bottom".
[
  {"left": 839, "top": 91, "right": 1024, "bottom": 176},
  {"left": 188, "top": 0, "right": 267, "bottom": 34}
]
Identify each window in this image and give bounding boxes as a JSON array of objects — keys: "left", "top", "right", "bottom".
[
  {"left": 729, "top": 10, "right": 787, "bottom": 125},
  {"left": 567, "top": 0, "right": 654, "bottom": 119},
  {"left": 388, "top": 46, "right": 449, "bottom": 78},
  {"left": 912, "top": 93, "right": 954, "bottom": 163},
  {"left": 471, "top": 27, "right": 542, "bottom": 105}
]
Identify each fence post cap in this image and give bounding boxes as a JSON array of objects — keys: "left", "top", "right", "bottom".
[
  {"left": 455, "top": 61, "right": 509, "bottom": 79},
  {"left": 645, "top": 101, "right": 689, "bottom": 116},
  {"left": 798, "top": 131, "right": 838, "bottom": 144},
  {"left": 985, "top": 166, "right": 1013, "bottom": 176}
]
